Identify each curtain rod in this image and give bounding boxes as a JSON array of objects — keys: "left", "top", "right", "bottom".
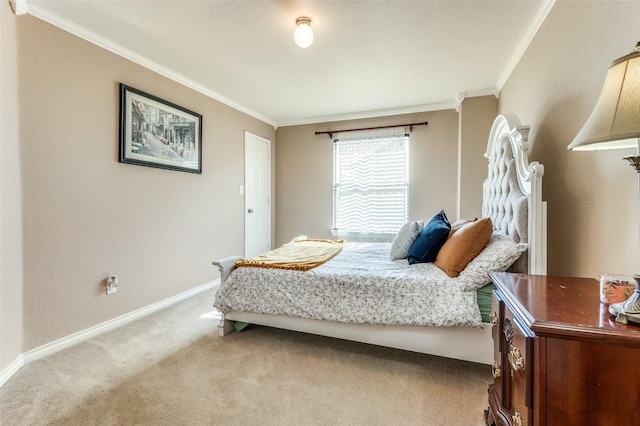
[{"left": 314, "top": 121, "right": 428, "bottom": 139}]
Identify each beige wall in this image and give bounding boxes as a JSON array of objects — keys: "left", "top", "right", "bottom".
[
  {"left": 8, "top": 0, "right": 633, "bottom": 374},
  {"left": 275, "top": 109, "right": 483, "bottom": 246},
  {"left": 1, "top": 3, "right": 24, "bottom": 372},
  {"left": 459, "top": 96, "right": 499, "bottom": 220},
  {"left": 500, "top": 1, "right": 640, "bottom": 278},
  {"left": 5, "top": 12, "right": 275, "bottom": 357}
]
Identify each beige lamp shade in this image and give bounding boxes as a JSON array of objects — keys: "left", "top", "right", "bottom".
[{"left": 568, "top": 48, "right": 640, "bottom": 151}]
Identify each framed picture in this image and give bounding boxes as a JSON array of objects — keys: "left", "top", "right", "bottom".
[{"left": 119, "top": 84, "right": 202, "bottom": 174}]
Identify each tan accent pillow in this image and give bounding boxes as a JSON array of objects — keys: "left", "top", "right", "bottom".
[{"left": 435, "top": 217, "right": 493, "bottom": 278}]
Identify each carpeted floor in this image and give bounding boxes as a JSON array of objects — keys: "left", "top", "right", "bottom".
[{"left": 0, "top": 288, "right": 492, "bottom": 425}]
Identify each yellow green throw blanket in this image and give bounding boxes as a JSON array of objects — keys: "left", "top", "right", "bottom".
[{"left": 234, "top": 239, "right": 345, "bottom": 271}]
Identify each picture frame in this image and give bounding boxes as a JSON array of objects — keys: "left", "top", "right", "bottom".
[{"left": 119, "top": 83, "right": 202, "bottom": 174}]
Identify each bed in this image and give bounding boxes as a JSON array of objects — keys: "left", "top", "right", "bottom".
[{"left": 212, "top": 113, "right": 546, "bottom": 365}]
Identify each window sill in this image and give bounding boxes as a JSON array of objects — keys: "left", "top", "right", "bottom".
[{"left": 330, "top": 230, "right": 395, "bottom": 243}]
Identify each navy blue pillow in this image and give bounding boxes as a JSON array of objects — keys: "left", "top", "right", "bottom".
[{"left": 407, "top": 210, "right": 451, "bottom": 264}]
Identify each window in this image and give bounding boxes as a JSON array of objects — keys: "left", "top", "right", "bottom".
[{"left": 332, "top": 128, "right": 409, "bottom": 240}]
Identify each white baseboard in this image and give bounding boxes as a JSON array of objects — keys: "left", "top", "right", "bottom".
[
  {"left": 0, "top": 280, "right": 219, "bottom": 388},
  {"left": 0, "top": 354, "right": 25, "bottom": 388}
]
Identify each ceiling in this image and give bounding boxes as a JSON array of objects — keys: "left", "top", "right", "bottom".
[{"left": 26, "top": 0, "right": 553, "bottom": 127}]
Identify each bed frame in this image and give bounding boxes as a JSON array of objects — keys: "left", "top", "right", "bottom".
[{"left": 213, "top": 114, "right": 546, "bottom": 365}]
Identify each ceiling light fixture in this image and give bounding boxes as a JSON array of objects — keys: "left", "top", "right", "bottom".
[{"left": 294, "top": 17, "right": 314, "bottom": 48}]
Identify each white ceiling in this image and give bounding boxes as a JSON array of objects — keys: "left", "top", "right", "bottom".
[{"left": 26, "top": 0, "right": 553, "bottom": 127}]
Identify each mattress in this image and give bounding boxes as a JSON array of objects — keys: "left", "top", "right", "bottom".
[{"left": 215, "top": 242, "right": 516, "bottom": 328}]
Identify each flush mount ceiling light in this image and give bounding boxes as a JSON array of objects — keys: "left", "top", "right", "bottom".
[{"left": 294, "top": 17, "right": 314, "bottom": 48}]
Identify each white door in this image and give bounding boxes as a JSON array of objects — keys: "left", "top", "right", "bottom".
[{"left": 244, "top": 131, "right": 271, "bottom": 258}]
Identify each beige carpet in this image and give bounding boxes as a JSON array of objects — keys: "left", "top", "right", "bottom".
[{"left": 0, "top": 289, "right": 491, "bottom": 425}]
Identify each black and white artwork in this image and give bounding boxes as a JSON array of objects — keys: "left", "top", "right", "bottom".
[{"left": 119, "top": 84, "right": 202, "bottom": 174}]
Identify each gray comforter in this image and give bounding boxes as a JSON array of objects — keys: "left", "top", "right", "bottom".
[{"left": 214, "top": 242, "right": 495, "bottom": 328}]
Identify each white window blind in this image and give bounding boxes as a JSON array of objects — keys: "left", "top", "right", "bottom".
[{"left": 333, "top": 128, "right": 409, "bottom": 238}]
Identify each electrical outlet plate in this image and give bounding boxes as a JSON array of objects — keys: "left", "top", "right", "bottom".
[{"left": 106, "top": 275, "right": 118, "bottom": 295}]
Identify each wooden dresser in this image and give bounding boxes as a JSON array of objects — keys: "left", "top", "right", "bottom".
[{"left": 486, "top": 272, "right": 640, "bottom": 426}]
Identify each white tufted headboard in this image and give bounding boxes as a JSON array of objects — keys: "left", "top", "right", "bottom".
[{"left": 482, "top": 114, "right": 547, "bottom": 275}]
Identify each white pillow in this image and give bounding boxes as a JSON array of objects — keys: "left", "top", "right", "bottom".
[
  {"left": 457, "top": 232, "right": 527, "bottom": 291},
  {"left": 389, "top": 220, "right": 424, "bottom": 260}
]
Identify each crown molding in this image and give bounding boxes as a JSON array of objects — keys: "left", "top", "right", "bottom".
[
  {"left": 9, "top": 0, "right": 28, "bottom": 15},
  {"left": 26, "top": 4, "right": 278, "bottom": 128},
  {"left": 24, "top": 1, "right": 552, "bottom": 130},
  {"left": 276, "top": 102, "right": 458, "bottom": 128},
  {"left": 496, "top": 0, "right": 556, "bottom": 91}
]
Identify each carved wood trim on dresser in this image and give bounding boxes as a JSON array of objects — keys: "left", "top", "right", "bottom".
[{"left": 485, "top": 272, "right": 640, "bottom": 426}]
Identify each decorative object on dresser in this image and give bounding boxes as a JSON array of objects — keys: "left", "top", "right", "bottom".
[
  {"left": 599, "top": 273, "right": 635, "bottom": 305},
  {"left": 486, "top": 272, "right": 640, "bottom": 426},
  {"left": 567, "top": 42, "right": 640, "bottom": 325},
  {"left": 212, "top": 113, "right": 547, "bottom": 365}
]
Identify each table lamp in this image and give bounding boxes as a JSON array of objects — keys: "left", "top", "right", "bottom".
[{"left": 568, "top": 42, "right": 640, "bottom": 325}]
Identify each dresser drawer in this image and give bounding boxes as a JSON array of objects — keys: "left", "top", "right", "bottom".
[{"left": 503, "top": 304, "right": 534, "bottom": 426}]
